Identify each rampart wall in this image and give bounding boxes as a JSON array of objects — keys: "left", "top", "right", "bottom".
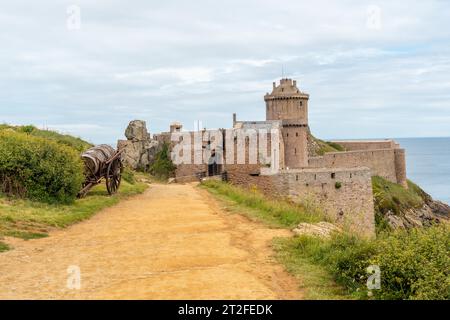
[{"left": 308, "top": 148, "right": 407, "bottom": 186}]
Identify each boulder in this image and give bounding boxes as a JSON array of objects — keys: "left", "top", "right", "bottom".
[
  {"left": 118, "top": 120, "right": 163, "bottom": 171},
  {"left": 292, "top": 222, "right": 341, "bottom": 238}
]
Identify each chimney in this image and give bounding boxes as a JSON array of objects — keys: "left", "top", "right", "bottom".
[
  {"left": 293, "top": 80, "right": 297, "bottom": 87},
  {"left": 272, "top": 82, "right": 276, "bottom": 89},
  {"left": 232, "top": 113, "right": 237, "bottom": 125}
]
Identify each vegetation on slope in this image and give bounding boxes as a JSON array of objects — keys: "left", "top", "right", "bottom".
[
  {"left": 149, "top": 143, "right": 176, "bottom": 181},
  {"left": 280, "top": 225, "right": 449, "bottom": 300},
  {"left": 200, "top": 179, "right": 326, "bottom": 228},
  {"left": 0, "top": 124, "right": 148, "bottom": 252},
  {"left": 0, "top": 130, "right": 85, "bottom": 203},
  {"left": 0, "top": 124, "right": 92, "bottom": 152},
  {"left": 308, "top": 133, "right": 345, "bottom": 156},
  {"left": 372, "top": 176, "right": 431, "bottom": 233}
]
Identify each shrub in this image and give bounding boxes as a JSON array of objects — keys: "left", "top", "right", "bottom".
[
  {"left": 292, "top": 225, "right": 449, "bottom": 300},
  {"left": 0, "top": 124, "right": 92, "bottom": 152},
  {"left": 0, "top": 130, "right": 84, "bottom": 203},
  {"left": 122, "top": 167, "right": 136, "bottom": 185},
  {"left": 372, "top": 176, "right": 424, "bottom": 216},
  {"left": 293, "top": 234, "right": 377, "bottom": 295},
  {"left": 370, "top": 225, "right": 449, "bottom": 300},
  {"left": 149, "top": 143, "right": 176, "bottom": 180},
  {"left": 335, "top": 181, "right": 342, "bottom": 189}
]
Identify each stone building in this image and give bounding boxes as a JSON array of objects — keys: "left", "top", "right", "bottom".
[{"left": 122, "top": 78, "right": 409, "bottom": 237}]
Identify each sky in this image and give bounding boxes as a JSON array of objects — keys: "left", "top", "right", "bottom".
[{"left": 1, "top": 0, "right": 450, "bottom": 144}]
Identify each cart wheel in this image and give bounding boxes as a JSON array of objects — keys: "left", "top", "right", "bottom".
[{"left": 106, "top": 159, "right": 122, "bottom": 195}]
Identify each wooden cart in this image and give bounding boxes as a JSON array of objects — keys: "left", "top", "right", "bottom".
[{"left": 77, "top": 145, "right": 124, "bottom": 198}]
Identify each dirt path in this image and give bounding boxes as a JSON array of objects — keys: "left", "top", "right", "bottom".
[{"left": 0, "top": 183, "right": 302, "bottom": 299}]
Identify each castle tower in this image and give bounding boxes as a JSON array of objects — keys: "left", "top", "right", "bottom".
[
  {"left": 264, "top": 78, "right": 309, "bottom": 123},
  {"left": 264, "top": 79, "right": 309, "bottom": 168}
]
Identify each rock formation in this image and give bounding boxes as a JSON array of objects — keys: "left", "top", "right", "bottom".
[
  {"left": 292, "top": 222, "right": 341, "bottom": 238},
  {"left": 117, "top": 120, "right": 162, "bottom": 171},
  {"left": 384, "top": 195, "right": 450, "bottom": 230}
]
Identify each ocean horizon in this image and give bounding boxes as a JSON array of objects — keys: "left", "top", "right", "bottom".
[{"left": 395, "top": 137, "right": 450, "bottom": 205}]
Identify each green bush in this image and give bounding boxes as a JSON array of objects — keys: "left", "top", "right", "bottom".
[
  {"left": 292, "top": 225, "right": 449, "bottom": 300},
  {"left": 0, "top": 124, "right": 92, "bottom": 152},
  {"left": 293, "top": 234, "right": 377, "bottom": 295},
  {"left": 372, "top": 176, "right": 424, "bottom": 216},
  {"left": 371, "top": 225, "right": 449, "bottom": 300},
  {"left": 201, "top": 179, "right": 326, "bottom": 227},
  {"left": 372, "top": 176, "right": 428, "bottom": 234},
  {"left": 0, "top": 130, "right": 84, "bottom": 203},
  {"left": 149, "top": 143, "right": 176, "bottom": 180},
  {"left": 122, "top": 167, "right": 136, "bottom": 185}
]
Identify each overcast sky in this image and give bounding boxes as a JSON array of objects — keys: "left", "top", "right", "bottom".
[{"left": 1, "top": 0, "right": 450, "bottom": 144}]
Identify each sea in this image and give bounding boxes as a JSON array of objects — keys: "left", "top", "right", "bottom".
[{"left": 396, "top": 137, "right": 450, "bottom": 205}]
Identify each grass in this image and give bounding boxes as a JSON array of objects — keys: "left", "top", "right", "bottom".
[
  {"left": 200, "top": 179, "right": 349, "bottom": 299},
  {"left": 200, "top": 179, "right": 327, "bottom": 228},
  {"left": 277, "top": 225, "right": 450, "bottom": 300},
  {"left": 372, "top": 176, "right": 424, "bottom": 215},
  {"left": 0, "top": 241, "right": 9, "bottom": 252},
  {"left": 0, "top": 124, "right": 92, "bottom": 152},
  {"left": 0, "top": 179, "right": 148, "bottom": 250},
  {"left": 372, "top": 176, "right": 428, "bottom": 233},
  {"left": 273, "top": 237, "right": 350, "bottom": 299},
  {"left": 309, "top": 134, "right": 345, "bottom": 156}
]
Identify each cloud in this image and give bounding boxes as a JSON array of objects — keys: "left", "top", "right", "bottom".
[{"left": 0, "top": 0, "right": 449, "bottom": 143}]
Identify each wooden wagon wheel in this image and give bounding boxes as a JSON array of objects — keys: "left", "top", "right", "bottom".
[{"left": 106, "top": 158, "right": 123, "bottom": 195}]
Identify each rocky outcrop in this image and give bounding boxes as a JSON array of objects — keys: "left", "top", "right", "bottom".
[
  {"left": 292, "top": 222, "right": 341, "bottom": 238},
  {"left": 125, "top": 120, "right": 150, "bottom": 141},
  {"left": 384, "top": 197, "right": 449, "bottom": 230},
  {"left": 117, "top": 120, "right": 162, "bottom": 171}
]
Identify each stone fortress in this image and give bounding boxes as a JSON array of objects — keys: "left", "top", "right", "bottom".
[{"left": 119, "top": 78, "right": 409, "bottom": 237}]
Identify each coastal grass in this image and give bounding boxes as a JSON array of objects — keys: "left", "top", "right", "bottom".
[
  {"left": 0, "top": 179, "right": 148, "bottom": 249},
  {"left": 309, "top": 134, "right": 345, "bottom": 155},
  {"left": 273, "top": 237, "right": 350, "bottom": 299},
  {"left": 200, "top": 179, "right": 449, "bottom": 300},
  {"left": 0, "top": 124, "right": 92, "bottom": 152},
  {"left": 200, "top": 179, "right": 326, "bottom": 228},
  {"left": 288, "top": 225, "right": 450, "bottom": 300},
  {"left": 372, "top": 176, "right": 428, "bottom": 233},
  {"left": 0, "top": 241, "right": 9, "bottom": 252},
  {"left": 200, "top": 180, "right": 349, "bottom": 299}
]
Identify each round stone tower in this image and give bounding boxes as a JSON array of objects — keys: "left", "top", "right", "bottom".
[
  {"left": 264, "top": 79, "right": 309, "bottom": 169},
  {"left": 264, "top": 78, "right": 309, "bottom": 124}
]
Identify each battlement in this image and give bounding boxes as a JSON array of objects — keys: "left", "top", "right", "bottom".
[{"left": 264, "top": 78, "right": 309, "bottom": 100}]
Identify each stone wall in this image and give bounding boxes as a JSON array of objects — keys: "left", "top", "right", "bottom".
[
  {"left": 308, "top": 148, "right": 405, "bottom": 185},
  {"left": 331, "top": 140, "right": 397, "bottom": 151},
  {"left": 274, "top": 168, "right": 375, "bottom": 237},
  {"left": 228, "top": 166, "right": 376, "bottom": 237}
]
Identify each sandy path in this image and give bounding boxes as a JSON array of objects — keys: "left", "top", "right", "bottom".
[{"left": 0, "top": 183, "right": 302, "bottom": 299}]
